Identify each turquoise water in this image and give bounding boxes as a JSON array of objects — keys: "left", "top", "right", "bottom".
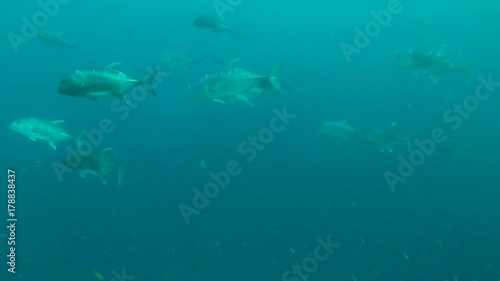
[{"left": 2, "top": 0, "right": 500, "bottom": 280}]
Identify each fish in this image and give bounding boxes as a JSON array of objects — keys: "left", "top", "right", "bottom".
[
  {"left": 9, "top": 118, "right": 72, "bottom": 150},
  {"left": 320, "top": 120, "right": 357, "bottom": 139},
  {"left": 67, "top": 135, "right": 129, "bottom": 186},
  {"left": 196, "top": 59, "right": 285, "bottom": 106},
  {"left": 160, "top": 51, "right": 207, "bottom": 70},
  {"left": 193, "top": 15, "right": 231, "bottom": 34},
  {"left": 57, "top": 63, "right": 158, "bottom": 100},
  {"left": 367, "top": 122, "right": 413, "bottom": 153},
  {"left": 396, "top": 44, "right": 472, "bottom": 83},
  {"left": 38, "top": 30, "right": 76, "bottom": 49}
]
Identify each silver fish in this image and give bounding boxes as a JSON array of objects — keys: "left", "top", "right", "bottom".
[
  {"left": 38, "top": 30, "right": 75, "bottom": 49},
  {"left": 57, "top": 63, "right": 158, "bottom": 100},
  {"left": 197, "top": 59, "right": 284, "bottom": 106},
  {"left": 160, "top": 51, "right": 206, "bottom": 70},
  {"left": 367, "top": 122, "right": 412, "bottom": 153},
  {"left": 9, "top": 118, "right": 71, "bottom": 150},
  {"left": 320, "top": 120, "right": 357, "bottom": 139},
  {"left": 396, "top": 44, "right": 471, "bottom": 83}
]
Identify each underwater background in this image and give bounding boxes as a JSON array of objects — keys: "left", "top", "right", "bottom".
[{"left": 1, "top": 0, "right": 500, "bottom": 280}]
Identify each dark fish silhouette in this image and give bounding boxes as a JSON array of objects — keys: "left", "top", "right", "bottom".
[{"left": 193, "top": 15, "right": 231, "bottom": 34}]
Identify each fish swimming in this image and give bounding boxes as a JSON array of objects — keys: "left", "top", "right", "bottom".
[
  {"left": 57, "top": 63, "right": 158, "bottom": 100},
  {"left": 76, "top": 148, "right": 116, "bottom": 184},
  {"left": 160, "top": 51, "right": 207, "bottom": 70},
  {"left": 367, "top": 122, "right": 413, "bottom": 153},
  {"left": 193, "top": 15, "right": 231, "bottom": 34},
  {"left": 67, "top": 137, "right": 130, "bottom": 186},
  {"left": 9, "top": 118, "right": 72, "bottom": 150},
  {"left": 396, "top": 44, "right": 471, "bottom": 83},
  {"left": 197, "top": 59, "right": 285, "bottom": 106},
  {"left": 320, "top": 120, "right": 357, "bottom": 139},
  {"left": 38, "top": 30, "right": 75, "bottom": 49}
]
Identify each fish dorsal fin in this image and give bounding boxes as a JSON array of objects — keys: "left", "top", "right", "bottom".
[
  {"left": 433, "top": 44, "right": 448, "bottom": 55},
  {"left": 106, "top": 62, "right": 123, "bottom": 69},
  {"left": 228, "top": 58, "right": 241, "bottom": 68},
  {"left": 52, "top": 120, "right": 65, "bottom": 124}
]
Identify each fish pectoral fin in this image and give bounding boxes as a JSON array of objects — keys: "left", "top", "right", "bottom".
[
  {"left": 118, "top": 160, "right": 131, "bottom": 189},
  {"left": 29, "top": 137, "right": 37, "bottom": 141},
  {"left": 52, "top": 120, "right": 65, "bottom": 124},
  {"left": 49, "top": 142, "right": 57, "bottom": 150},
  {"left": 213, "top": 99, "right": 225, "bottom": 104},
  {"left": 231, "top": 94, "right": 253, "bottom": 106}
]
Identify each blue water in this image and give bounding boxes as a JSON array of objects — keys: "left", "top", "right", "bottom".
[{"left": 2, "top": 0, "right": 500, "bottom": 280}]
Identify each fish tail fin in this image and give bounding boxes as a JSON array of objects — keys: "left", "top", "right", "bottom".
[
  {"left": 117, "top": 160, "right": 131, "bottom": 189},
  {"left": 269, "top": 61, "right": 285, "bottom": 94},
  {"left": 143, "top": 68, "right": 159, "bottom": 97}
]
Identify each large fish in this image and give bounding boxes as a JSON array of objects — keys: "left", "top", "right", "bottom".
[
  {"left": 38, "top": 30, "right": 76, "bottom": 50},
  {"left": 367, "top": 122, "right": 413, "bottom": 153},
  {"left": 193, "top": 15, "right": 231, "bottom": 34},
  {"left": 197, "top": 59, "right": 285, "bottom": 106},
  {"left": 68, "top": 139, "right": 130, "bottom": 187},
  {"left": 57, "top": 63, "right": 158, "bottom": 100},
  {"left": 396, "top": 44, "right": 471, "bottom": 83},
  {"left": 9, "top": 118, "right": 71, "bottom": 150},
  {"left": 160, "top": 51, "right": 207, "bottom": 70},
  {"left": 320, "top": 120, "right": 357, "bottom": 139}
]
